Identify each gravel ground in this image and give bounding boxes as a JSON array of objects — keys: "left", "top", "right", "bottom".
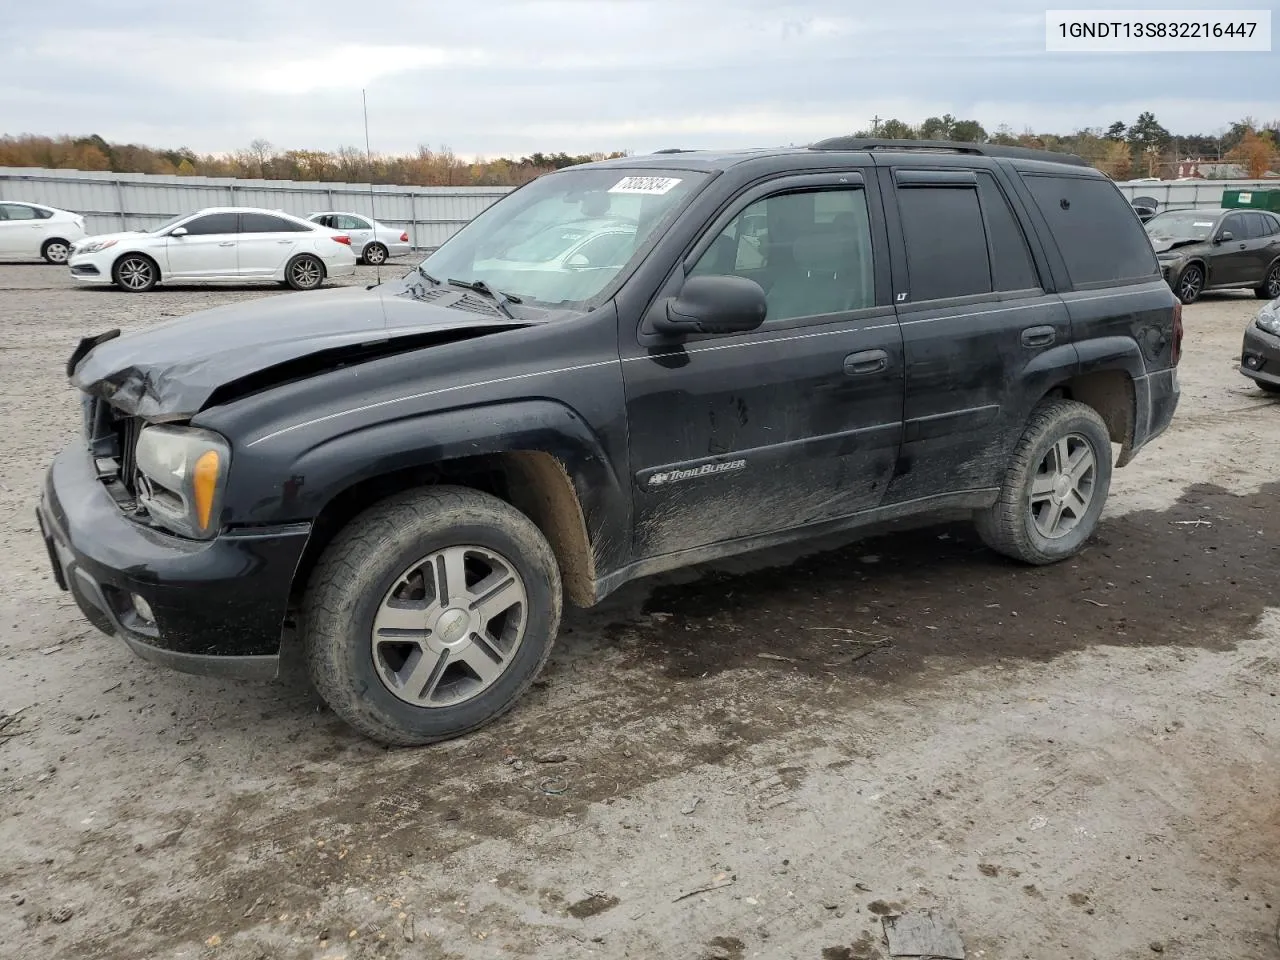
[{"left": 0, "top": 260, "right": 1276, "bottom": 960}]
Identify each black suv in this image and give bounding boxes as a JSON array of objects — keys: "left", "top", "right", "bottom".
[{"left": 37, "top": 138, "right": 1182, "bottom": 746}]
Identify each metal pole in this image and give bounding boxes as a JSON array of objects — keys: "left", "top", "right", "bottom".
[{"left": 114, "top": 179, "right": 128, "bottom": 231}]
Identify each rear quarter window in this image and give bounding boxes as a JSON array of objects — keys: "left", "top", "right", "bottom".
[{"left": 1022, "top": 174, "right": 1159, "bottom": 286}]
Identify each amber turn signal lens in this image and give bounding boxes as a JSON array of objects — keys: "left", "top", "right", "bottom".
[{"left": 192, "top": 449, "right": 221, "bottom": 532}]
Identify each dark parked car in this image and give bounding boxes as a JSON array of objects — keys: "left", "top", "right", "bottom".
[
  {"left": 38, "top": 138, "right": 1182, "bottom": 746},
  {"left": 1239, "top": 295, "right": 1280, "bottom": 393},
  {"left": 1146, "top": 207, "right": 1280, "bottom": 304}
]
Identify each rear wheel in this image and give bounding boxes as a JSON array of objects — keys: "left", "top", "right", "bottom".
[
  {"left": 112, "top": 254, "right": 158, "bottom": 292},
  {"left": 1255, "top": 262, "right": 1280, "bottom": 300},
  {"left": 975, "top": 399, "right": 1113, "bottom": 565},
  {"left": 302, "top": 485, "right": 563, "bottom": 746},
  {"left": 41, "top": 238, "right": 71, "bottom": 264},
  {"left": 286, "top": 254, "right": 325, "bottom": 290},
  {"left": 363, "top": 242, "right": 388, "bottom": 265},
  {"left": 1175, "top": 263, "right": 1204, "bottom": 304}
]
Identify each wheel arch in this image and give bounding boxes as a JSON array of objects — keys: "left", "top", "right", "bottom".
[
  {"left": 290, "top": 450, "right": 596, "bottom": 611},
  {"left": 277, "top": 401, "right": 628, "bottom": 611}
]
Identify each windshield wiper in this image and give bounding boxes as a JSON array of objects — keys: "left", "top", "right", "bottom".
[
  {"left": 447, "top": 277, "right": 521, "bottom": 319},
  {"left": 417, "top": 265, "right": 442, "bottom": 286}
]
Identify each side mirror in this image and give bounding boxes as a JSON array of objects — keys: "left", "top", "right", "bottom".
[
  {"left": 652, "top": 274, "right": 767, "bottom": 337},
  {"left": 170, "top": 226, "right": 188, "bottom": 238},
  {"left": 1215, "top": 230, "right": 1233, "bottom": 243}
]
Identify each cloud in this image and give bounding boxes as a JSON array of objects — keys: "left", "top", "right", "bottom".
[{"left": 1, "top": 0, "right": 1276, "bottom": 157}]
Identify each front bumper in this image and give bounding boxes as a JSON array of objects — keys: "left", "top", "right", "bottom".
[
  {"left": 37, "top": 443, "right": 311, "bottom": 679},
  {"left": 326, "top": 258, "right": 358, "bottom": 278},
  {"left": 68, "top": 257, "right": 112, "bottom": 283},
  {"left": 1240, "top": 322, "right": 1280, "bottom": 389}
]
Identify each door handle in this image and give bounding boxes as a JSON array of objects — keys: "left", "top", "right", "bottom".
[
  {"left": 218, "top": 241, "right": 235, "bottom": 247},
  {"left": 1021, "top": 325, "right": 1056, "bottom": 348},
  {"left": 843, "top": 349, "right": 889, "bottom": 376},
  {"left": 277, "top": 239, "right": 293, "bottom": 243}
]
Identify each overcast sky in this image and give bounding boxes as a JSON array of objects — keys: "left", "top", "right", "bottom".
[{"left": 2, "top": 1, "right": 1276, "bottom": 158}]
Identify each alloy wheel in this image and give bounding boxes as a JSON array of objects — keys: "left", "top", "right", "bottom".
[
  {"left": 117, "top": 257, "right": 154, "bottom": 290},
  {"left": 370, "top": 545, "right": 528, "bottom": 708},
  {"left": 1028, "top": 433, "right": 1097, "bottom": 539}
]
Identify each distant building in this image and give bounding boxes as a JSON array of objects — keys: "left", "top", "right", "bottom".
[{"left": 1174, "top": 159, "right": 1249, "bottom": 179}]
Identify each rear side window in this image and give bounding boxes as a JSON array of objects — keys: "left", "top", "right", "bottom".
[
  {"left": 1022, "top": 174, "right": 1159, "bottom": 285},
  {"left": 1260, "top": 213, "right": 1280, "bottom": 237},
  {"left": 1243, "top": 212, "right": 1274, "bottom": 239},
  {"left": 976, "top": 173, "right": 1039, "bottom": 291},
  {"left": 897, "top": 186, "right": 992, "bottom": 301},
  {"left": 241, "top": 213, "right": 310, "bottom": 233}
]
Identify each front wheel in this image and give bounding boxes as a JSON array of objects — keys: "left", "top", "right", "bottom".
[
  {"left": 1175, "top": 263, "right": 1204, "bottom": 304},
  {"left": 974, "top": 399, "right": 1113, "bottom": 565},
  {"left": 303, "top": 486, "right": 563, "bottom": 746},
  {"left": 1255, "top": 262, "right": 1280, "bottom": 301},
  {"left": 286, "top": 254, "right": 325, "bottom": 291},
  {"left": 112, "top": 254, "right": 158, "bottom": 292}
]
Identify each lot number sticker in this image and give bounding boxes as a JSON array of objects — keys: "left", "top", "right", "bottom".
[{"left": 608, "top": 176, "right": 683, "bottom": 195}]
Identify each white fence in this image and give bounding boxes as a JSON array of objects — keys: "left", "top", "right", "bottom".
[
  {"left": 0, "top": 167, "right": 515, "bottom": 250},
  {"left": 4, "top": 166, "right": 1276, "bottom": 248},
  {"left": 1115, "top": 179, "right": 1278, "bottom": 215}
]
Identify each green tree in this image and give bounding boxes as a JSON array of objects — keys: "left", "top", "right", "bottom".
[
  {"left": 1105, "top": 121, "right": 1128, "bottom": 141},
  {"left": 950, "top": 120, "right": 987, "bottom": 142}
]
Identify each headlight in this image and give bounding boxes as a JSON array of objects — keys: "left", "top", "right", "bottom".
[
  {"left": 134, "top": 425, "right": 231, "bottom": 539},
  {"left": 74, "top": 239, "right": 118, "bottom": 256},
  {"left": 1257, "top": 303, "right": 1280, "bottom": 336}
]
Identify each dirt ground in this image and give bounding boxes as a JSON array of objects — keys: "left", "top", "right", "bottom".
[{"left": 0, "top": 259, "right": 1276, "bottom": 960}]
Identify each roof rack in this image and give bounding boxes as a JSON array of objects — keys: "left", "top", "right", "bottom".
[
  {"left": 808, "top": 137, "right": 1091, "bottom": 168},
  {"left": 652, "top": 148, "right": 696, "bottom": 154}
]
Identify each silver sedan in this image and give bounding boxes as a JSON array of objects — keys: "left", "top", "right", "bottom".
[{"left": 307, "top": 212, "right": 412, "bottom": 265}]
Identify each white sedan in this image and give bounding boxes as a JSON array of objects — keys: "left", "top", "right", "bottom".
[
  {"left": 0, "top": 201, "right": 86, "bottom": 264},
  {"left": 307, "top": 212, "right": 412, "bottom": 265},
  {"left": 67, "top": 207, "right": 358, "bottom": 292}
]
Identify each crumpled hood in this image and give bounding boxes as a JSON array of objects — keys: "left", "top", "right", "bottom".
[
  {"left": 70, "top": 283, "right": 539, "bottom": 419},
  {"left": 1150, "top": 236, "right": 1205, "bottom": 255}
]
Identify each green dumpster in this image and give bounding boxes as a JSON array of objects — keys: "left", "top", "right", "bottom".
[{"left": 1221, "top": 188, "right": 1280, "bottom": 213}]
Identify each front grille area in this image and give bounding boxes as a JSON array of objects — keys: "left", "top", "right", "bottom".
[
  {"left": 82, "top": 393, "right": 142, "bottom": 498},
  {"left": 118, "top": 416, "right": 142, "bottom": 495}
]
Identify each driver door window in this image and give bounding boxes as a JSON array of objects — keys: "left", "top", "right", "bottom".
[{"left": 688, "top": 188, "right": 875, "bottom": 323}]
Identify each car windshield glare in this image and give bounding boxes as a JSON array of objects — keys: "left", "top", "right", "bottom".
[
  {"left": 1145, "top": 211, "right": 1215, "bottom": 242},
  {"left": 151, "top": 213, "right": 191, "bottom": 234},
  {"left": 413, "top": 168, "right": 707, "bottom": 307}
]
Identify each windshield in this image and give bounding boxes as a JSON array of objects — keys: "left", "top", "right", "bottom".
[
  {"left": 1145, "top": 210, "right": 1217, "bottom": 243},
  {"left": 149, "top": 213, "right": 191, "bottom": 235},
  {"left": 413, "top": 168, "right": 708, "bottom": 307}
]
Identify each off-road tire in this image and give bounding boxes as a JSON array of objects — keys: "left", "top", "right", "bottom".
[
  {"left": 302, "top": 485, "right": 563, "bottom": 747},
  {"left": 974, "top": 399, "right": 1113, "bottom": 565},
  {"left": 362, "top": 242, "right": 389, "bottom": 265}
]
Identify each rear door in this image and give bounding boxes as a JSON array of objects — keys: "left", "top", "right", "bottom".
[
  {"left": 337, "top": 214, "right": 375, "bottom": 254},
  {"left": 237, "top": 212, "right": 310, "bottom": 276},
  {"left": 164, "top": 212, "right": 239, "bottom": 278},
  {"left": 881, "top": 164, "right": 1071, "bottom": 502},
  {"left": 1241, "top": 213, "right": 1280, "bottom": 282}
]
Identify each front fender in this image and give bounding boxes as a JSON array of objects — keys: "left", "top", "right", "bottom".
[{"left": 225, "top": 399, "right": 630, "bottom": 572}]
